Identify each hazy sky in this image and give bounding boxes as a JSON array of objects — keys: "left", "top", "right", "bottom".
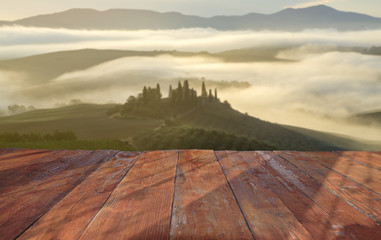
[{"left": 1, "top": 0, "right": 380, "bottom": 21}]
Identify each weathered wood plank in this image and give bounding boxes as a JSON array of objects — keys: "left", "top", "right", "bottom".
[
  {"left": 251, "top": 151, "right": 356, "bottom": 239},
  {"left": 300, "top": 152, "right": 381, "bottom": 194},
  {"left": 0, "top": 148, "right": 18, "bottom": 156},
  {"left": 0, "top": 150, "right": 117, "bottom": 240},
  {"left": 18, "top": 151, "right": 141, "bottom": 240},
  {"left": 216, "top": 151, "right": 312, "bottom": 240},
  {"left": 277, "top": 151, "right": 381, "bottom": 224},
  {"left": 170, "top": 150, "right": 253, "bottom": 240},
  {"left": 258, "top": 151, "right": 381, "bottom": 240},
  {"left": 79, "top": 150, "right": 178, "bottom": 240},
  {"left": 371, "top": 151, "right": 381, "bottom": 156},
  {"left": 0, "top": 150, "right": 85, "bottom": 195},
  {"left": 244, "top": 151, "right": 355, "bottom": 239},
  {"left": 0, "top": 149, "right": 52, "bottom": 164},
  {"left": 335, "top": 151, "right": 381, "bottom": 169}
]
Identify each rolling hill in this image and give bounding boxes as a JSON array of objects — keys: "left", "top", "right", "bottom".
[
  {"left": 1, "top": 5, "right": 380, "bottom": 31},
  {"left": 0, "top": 102, "right": 378, "bottom": 151},
  {"left": 0, "top": 49, "right": 212, "bottom": 83},
  {"left": 350, "top": 110, "right": 381, "bottom": 127},
  {"left": 2, "top": 46, "right": 379, "bottom": 84},
  {"left": 0, "top": 104, "right": 163, "bottom": 140},
  {"left": 0, "top": 48, "right": 287, "bottom": 83},
  {"left": 175, "top": 102, "right": 344, "bottom": 150}
]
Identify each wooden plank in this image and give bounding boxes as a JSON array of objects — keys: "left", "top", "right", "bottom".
[
  {"left": 277, "top": 151, "right": 381, "bottom": 223},
  {"left": 19, "top": 151, "right": 141, "bottom": 240},
  {"left": 257, "top": 151, "right": 381, "bottom": 240},
  {"left": 0, "top": 149, "right": 52, "bottom": 163},
  {"left": 242, "top": 151, "right": 353, "bottom": 239},
  {"left": 170, "top": 150, "right": 253, "bottom": 239},
  {"left": 336, "top": 151, "right": 381, "bottom": 169},
  {"left": 0, "top": 150, "right": 90, "bottom": 195},
  {"left": 216, "top": 151, "right": 312, "bottom": 240},
  {"left": 371, "top": 151, "right": 381, "bottom": 156},
  {"left": 0, "top": 150, "right": 117, "bottom": 240},
  {"left": 79, "top": 150, "right": 178, "bottom": 240},
  {"left": 0, "top": 148, "right": 18, "bottom": 156},
  {"left": 300, "top": 152, "right": 381, "bottom": 194}
]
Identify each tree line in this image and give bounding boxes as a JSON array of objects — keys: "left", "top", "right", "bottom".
[
  {"left": 108, "top": 81, "right": 220, "bottom": 118},
  {"left": 0, "top": 130, "right": 77, "bottom": 142}
]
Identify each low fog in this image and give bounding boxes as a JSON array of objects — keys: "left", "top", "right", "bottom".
[
  {"left": 1, "top": 26, "right": 381, "bottom": 141},
  {"left": 1, "top": 26, "right": 381, "bottom": 59},
  {"left": 2, "top": 51, "right": 381, "bottom": 140}
]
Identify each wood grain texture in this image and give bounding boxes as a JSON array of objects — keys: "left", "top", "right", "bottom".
[
  {"left": 0, "top": 148, "right": 19, "bottom": 156},
  {"left": 216, "top": 151, "right": 312, "bottom": 240},
  {"left": 18, "top": 151, "right": 140, "bottom": 240},
  {"left": 79, "top": 150, "right": 178, "bottom": 240},
  {"left": 0, "top": 149, "right": 51, "bottom": 161},
  {"left": 0, "top": 150, "right": 117, "bottom": 240},
  {"left": 0, "top": 150, "right": 83, "bottom": 195},
  {"left": 243, "top": 151, "right": 352, "bottom": 240},
  {"left": 300, "top": 152, "right": 381, "bottom": 194},
  {"left": 170, "top": 150, "right": 253, "bottom": 240},
  {"left": 336, "top": 151, "right": 381, "bottom": 169},
  {"left": 258, "top": 151, "right": 381, "bottom": 240},
  {"left": 277, "top": 151, "right": 381, "bottom": 224},
  {"left": 246, "top": 152, "right": 356, "bottom": 239},
  {"left": 0, "top": 149, "right": 53, "bottom": 168},
  {"left": 371, "top": 151, "right": 381, "bottom": 156},
  {"left": 0, "top": 149, "right": 380, "bottom": 240}
]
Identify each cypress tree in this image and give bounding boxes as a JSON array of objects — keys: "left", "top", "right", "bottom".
[
  {"left": 169, "top": 84, "right": 173, "bottom": 99},
  {"left": 143, "top": 86, "right": 148, "bottom": 105},
  {"left": 215, "top": 88, "right": 218, "bottom": 101},
  {"left": 208, "top": 89, "right": 213, "bottom": 102},
  {"left": 201, "top": 82, "right": 207, "bottom": 98},
  {"left": 184, "top": 80, "right": 190, "bottom": 102},
  {"left": 156, "top": 83, "right": 162, "bottom": 99},
  {"left": 178, "top": 81, "right": 183, "bottom": 102}
]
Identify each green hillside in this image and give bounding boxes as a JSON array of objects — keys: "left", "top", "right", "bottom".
[
  {"left": 133, "top": 126, "right": 274, "bottom": 151},
  {"left": 0, "top": 101, "right": 373, "bottom": 151},
  {"left": 0, "top": 104, "right": 162, "bottom": 140},
  {"left": 284, "top": 125, "right": 381, "bottom": 151},
  {"left": 176, "top": 102, "right": 342, "bottom": 150}
]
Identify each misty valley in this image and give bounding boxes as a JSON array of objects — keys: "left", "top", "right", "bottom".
[{"left": 0, "top": 5, "right": 381, "bottom": 151}]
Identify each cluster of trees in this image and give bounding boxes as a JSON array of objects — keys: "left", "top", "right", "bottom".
[
  {"left": 8, "top": 104, "right": 35, "bottom": 114},
  {"left": 0, "top": 130, "right": 77, "bottom": 142},
  {"left": 115, "top": 84, "right": 167, "bottom": 118},
  {"left": 109, "top": 81, "right": 220, "bottom": 119}
]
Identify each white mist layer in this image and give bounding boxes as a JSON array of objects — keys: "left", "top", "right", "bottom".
[
  {"left": 1, "top": 26, "right": 381, "bottom": 59},
  {"left": 1, "top": 26, "right": 381, "bottom": 141}
]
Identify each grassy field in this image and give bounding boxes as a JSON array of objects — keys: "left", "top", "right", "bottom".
[
  {"left": 284, "top": 125, "right": 381, "bottom": 151},
  {"left": 1, "top": 102, "right": 376, "bottom": 151},
  {"left": 176, "top": 102, "right": 344, "bottom": 151},
  {"left": 0, "top": 104, "right": 163, "bottom": 140},
  {"left": 133, "top": 126, "right": 274, "bottom": 151}
]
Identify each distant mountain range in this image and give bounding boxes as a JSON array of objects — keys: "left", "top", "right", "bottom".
[{"left": 1, "top": 5, "right": 381, "bottom": 31}]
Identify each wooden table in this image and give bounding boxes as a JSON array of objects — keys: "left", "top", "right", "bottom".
[{"left": 0, "top": 149, "right": 380, "bottom": 239}]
